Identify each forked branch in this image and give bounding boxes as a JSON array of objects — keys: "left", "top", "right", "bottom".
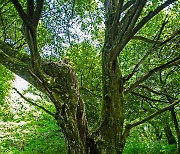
[
  {"left": 13, "top": 0, "right": 44, "bottom": 70},
  {"left": 138, "top": 84, "right": 177, "bottom": 100},
  {"left": 131, "top": 91, "right": 169, "bottom": 103}
]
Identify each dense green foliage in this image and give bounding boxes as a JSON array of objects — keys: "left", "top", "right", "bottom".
[
  {"left": 0, "top": 0, "right": 179, "bottom": 153},
  {"left": 0, "top": 114, "right": 178, "bottom": 154},
  {"left": 0, "top": 65, "right": 13, "bottom": 104}
]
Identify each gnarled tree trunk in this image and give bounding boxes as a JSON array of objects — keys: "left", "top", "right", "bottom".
[{"left": 43, "top": 62, "right": 89, "bottom": 153}]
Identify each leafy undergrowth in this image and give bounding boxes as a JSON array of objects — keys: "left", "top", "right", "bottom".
[
  {"left": 0, "top": 111, "right": 177, "bottom": 154},
  {"left": 123, "top": 130, "right": 178, "bottom": 154},
  {"left": 123, "top": 141, "right": 177, "bottom": 154},
  {"left": 0, "top": 113, "right": 66, "bottom": 154},
  {"left": 1, "top": 126, "right": 177, "bottom": 154}
]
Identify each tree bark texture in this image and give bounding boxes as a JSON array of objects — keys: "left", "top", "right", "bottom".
[
  {"left": 99, "top": 45, "right": 125, "bottom": 153},
  {"left": 43, "top": 62, "right": 89, "bottom": 153},
  {"left": 0, "top": 0, "right": 179, "bottom": 153}
]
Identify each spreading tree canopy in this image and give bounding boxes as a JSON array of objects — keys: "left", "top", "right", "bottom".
[{"left": 0, "top": 0, "right": 179, "bottom": 153}]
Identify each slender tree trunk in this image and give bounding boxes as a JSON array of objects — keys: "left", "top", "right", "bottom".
[
  {"left": 170, "top": 108, "right": 180, "bottom": 153},
  {"left": 164, "top": 123, "right": 177, "bottom": 145}
]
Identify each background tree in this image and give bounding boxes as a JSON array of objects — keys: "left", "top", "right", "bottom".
[{"left": 0, "top": 0, "right": 179, "bottom": 153}]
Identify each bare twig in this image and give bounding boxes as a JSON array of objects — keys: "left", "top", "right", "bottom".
[
  {"left": 131, "top": 91, "right": 168, "bottom": 103},
  {"left": 138, "top": 84, "right": 177, "bottom": 100},
  {"left": 132, "top": 36, "right": 162, "bottom": 44}
]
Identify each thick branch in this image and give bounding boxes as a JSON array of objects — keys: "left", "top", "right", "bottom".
[
  {"left": 122, "top": 0, "right": 136, "bottom": 11},
  {"left": 170, "top": 108, "right": 180, "bottom": 153},
  {"left": 0, "top": 40, "right": 31, "bottom": 64},
  {"left": 34, "top": 0, "right": 44, "bottom": 27},
  {"left": 10, "top": 0, "right": 34, "bottom": 32},
  {"left": 27, "top": 0, "right": 34, "bottom": 20},
  {"left": 125, "top": 0, "right": 146, "bottom": 34},
  {"left": 118, "top": 0, "right": 144, "bottom": 38},
  {"left": 10, "top": 0, "right": 42, "bottom": 69},
  {"left": 0, "top": 10, "right": 7, "bottom": 41},
  {"left": 112, "top": 0, "right": 124, "bottom": 28},
  {"left": 132, "top": 0, "right": 176, "bottom": 36},
  {"left": 0, "top": 46, "right": 28, "bottom": 75},
  {"left": 13, "top": 88, "right": 55, "bottom": 117},
  {"left": 0, "top": 41, "right": 45, "bottom": 93},
  {"left": 112, "top": 0, "right": 146, "bottom": 61},
  {"left": 125, "top": 56, "right": 180, "bottom": 94}
]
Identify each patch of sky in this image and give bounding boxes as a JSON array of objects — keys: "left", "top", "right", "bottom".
[{"left": 41, "top": 0, "right": 105, "bottom": 57}]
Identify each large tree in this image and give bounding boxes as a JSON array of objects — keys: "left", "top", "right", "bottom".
[{"left": 0, "top": 0, "right": 179, "bottom": 153}]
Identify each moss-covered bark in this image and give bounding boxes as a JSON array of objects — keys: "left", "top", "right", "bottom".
[
  {"left": 98, "top": 46, "right": 125, "bottom": 153},
  {"left": 0, "top": 1, "right": 179, "bottom": 154}
]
